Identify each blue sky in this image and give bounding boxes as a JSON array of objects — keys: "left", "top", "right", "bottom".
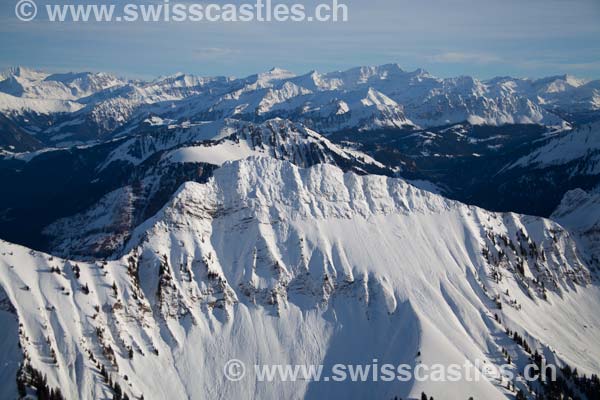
[{"left": 1, "top": 0, "right": 599, "bottom": 80}]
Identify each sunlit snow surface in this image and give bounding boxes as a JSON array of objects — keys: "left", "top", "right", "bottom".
[
  {"left": 0, "top": 157, "right": 598, "bottom": 399},
  {"left": 3, "top": 64, "right": 598, "bottom": 146}
]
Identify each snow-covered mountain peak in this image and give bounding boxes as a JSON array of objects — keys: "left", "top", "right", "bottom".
[
  {"left": 1, "top": 155, "right": 599, "bottom": 399},
  {"left": 100, "top": 118, "right": 388, "bottom": 171},
  {"left": 0, "top": 64, "right": 598, "bottom": 148},
  {"left": 362, "top": 87, "right": 399, "bottom": 106},
  {"left": 534, "top": 74, "right": 588, "bottom": 93},
  {"left": 151, "top": 72, "right": 230, "bottom": 89},
  {"left": 0, "top": 67, "right": 127, "bottom": 105},
  {"left": 356, "top": 63, "right": 405, "bottom": 80},
  {"left": 0, "top": 66, "right": 49, "bottom": 81},
  {"left": 408, "top": 67, "right": 434, "bottom": 81},
  {"left": 318, "top": 63, "right": 409, "bottom": 88},
  {"left": 253, "top": 67, "right": 297, "bottom": 86},
  {"left": 152, "top": 72, "right": 197, "bottom": 85},
  {"left": 40, "top": 117, "right": 393, "bottom": 258},
  {"left": 267, "top": 66, "right": 296, "bottom": 77},
  {"left": 206, "top": 156, "right": 447, "bottom": 220}
]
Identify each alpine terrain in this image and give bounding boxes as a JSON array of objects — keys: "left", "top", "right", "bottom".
[{"left": 0, "top": 65, "right": 598, "bottom": 400}]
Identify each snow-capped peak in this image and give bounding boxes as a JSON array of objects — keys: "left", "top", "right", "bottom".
[
  {"left": 0, "top": 66, "right": 49, "bottom": 81},
  {"left": 254, "top": 67, "right": 297, "bottom": 86},
  {"left": 0, "top": 64, "right": 598, "bottom": 146},
  {"left": 1, "top": 156, "right": 597, "bottom": 400}
]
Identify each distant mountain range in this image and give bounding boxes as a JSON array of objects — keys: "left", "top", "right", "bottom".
[
  {"left": 0, "top": 65, "right": 599, "bottom": 399},
  {"left": 0, "top": 65, "right": 599, "bottom": 254},
  {"left": 0, "top": 64, "right": 598, "bottom": 150}
]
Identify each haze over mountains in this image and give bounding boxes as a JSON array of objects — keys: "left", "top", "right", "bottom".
[
  {"left": 0, "top": 64, "right": 598, "bottom": 150},
  {"left": 0, "top": 65, "right": 598, "bottom": 400}
]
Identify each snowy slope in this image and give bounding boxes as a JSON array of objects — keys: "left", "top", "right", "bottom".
[
  {"left": 0, "top": 68, "right": 125, "bottom": 101},
  {"left": 1, "top": 157, "right": 597, "bottom": 400},
  {"left": 0, "top": 92, "right": 84, "bottom": 115},
  {"left": 3, "top": 64, "right": 598, "bottom": 147},
  {"left": 100, "top": 118, "right": 388, "bottom": 172},
  {"left": 206, "top": 82, "right": 416, "bottom": 132},
  {"left": 42, "top": 119, "right": 392, "bottom": 258},
  {"left": 0, "top": 68, "right": 125, "bottom": 118},
  {"left": 510, "top": 121, "right": 600, "bottom": 174},
  {"left": 0, "top": 286, "right": 22, "bottom": 399},
  {"left": 552, "top": 188, "right": 600, "bottom": 269},
  {"left": 175, "top": 64, "right": 568, "bottom": 130},
  {"left": 42, "top": 186, "right": 140, "bottom": 258}
]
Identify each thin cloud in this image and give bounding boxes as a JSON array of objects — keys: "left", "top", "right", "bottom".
[
  {"left": 428, "top": 52, "right": 501, "bottom": 65},
  {"left": 520, "top": 59, "right": 600, "bottom": 72},
  {"left": 193, "top": 47, "right": 240, "bottom": 60}
]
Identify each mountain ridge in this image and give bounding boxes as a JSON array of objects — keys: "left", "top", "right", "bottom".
[
  {"left": 0, "top": 157, "right": 598, "bottom": 399},
  {"left": 1, "top": 64, "right": 598, "bottom": 149}
]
